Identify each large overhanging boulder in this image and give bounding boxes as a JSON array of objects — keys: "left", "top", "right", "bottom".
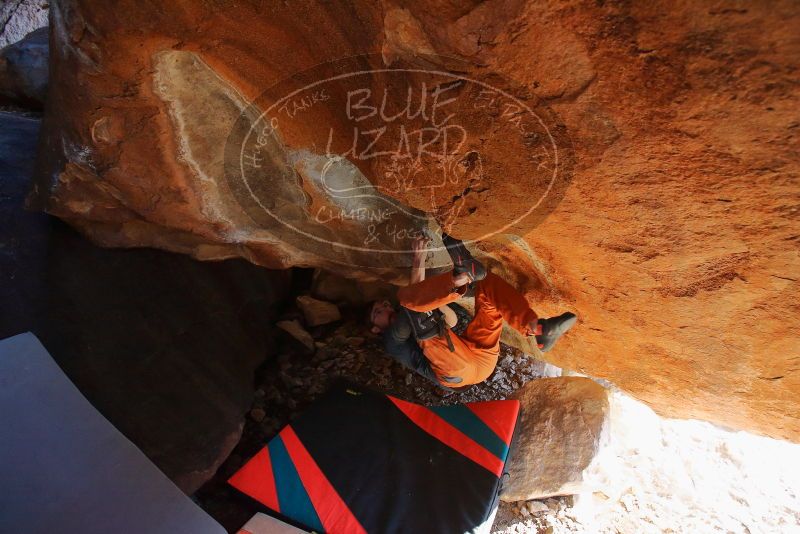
[{"left": 31, "top": 1, "right": 800, "bottom": 441}]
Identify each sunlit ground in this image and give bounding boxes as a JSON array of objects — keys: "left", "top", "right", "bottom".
[{"left": 494, "top": 389, "right": 800, "bottom": 534}]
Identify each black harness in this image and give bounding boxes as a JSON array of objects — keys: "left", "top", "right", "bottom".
[{"left": 402, "top": 308, "right": 455, "bottom": 352}]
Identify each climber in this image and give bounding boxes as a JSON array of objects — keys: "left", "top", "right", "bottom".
[{"left": 369, "top": 233, "right": 577, "bottom": 389}]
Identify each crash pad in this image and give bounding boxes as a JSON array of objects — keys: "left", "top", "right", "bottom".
[{"left": 229, "top": 384, "right": 519, "bottom": 533}]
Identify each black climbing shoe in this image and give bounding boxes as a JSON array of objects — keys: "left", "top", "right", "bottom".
[
  {"left": 442, "top": 231, "right": 487, "bottom": 283},
  {"left": 534, "top": 312, "right": 577, "bottom": 352}
]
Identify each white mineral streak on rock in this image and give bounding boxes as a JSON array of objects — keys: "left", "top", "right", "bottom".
[{"left": 152, "top": 50, "right": 246, "bottom": 230}]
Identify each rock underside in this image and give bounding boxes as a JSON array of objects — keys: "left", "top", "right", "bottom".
[{"left": 26, "top": 1, "right": 800, "bottom": 441}]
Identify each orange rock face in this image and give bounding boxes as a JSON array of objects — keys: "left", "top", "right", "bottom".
[{"left": 34, "top": 1, "right": 800, "bottom": 440}]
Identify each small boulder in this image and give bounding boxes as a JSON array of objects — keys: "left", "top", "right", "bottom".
[
  {"left": 0, "top": 27, "right": 48, "bottom": 107},
  {"left": 0, "top": 1, "right": 48, "bottom": 49},
  {"left": 296, "top": 295, "right": 341, "bottom": 327},
  {"left": 276, "top": 319, "right": 315, "bottom": 352},
  {"left": 500, "top": 377, "right": 611, "bottom": 502},
  {"left": 249, "top": 408, "right": 266, "bottom": 422},
  {"left": 526, "top": 500, "right": 549, "bottom": 514}
]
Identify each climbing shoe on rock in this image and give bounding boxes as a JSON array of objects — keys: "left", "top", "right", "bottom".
[
  {"left": 534, "top": 312, "right": 577, "bottom": 352},
  {"left": 442, "top": 231, "right": 487, "bottom": 283}
]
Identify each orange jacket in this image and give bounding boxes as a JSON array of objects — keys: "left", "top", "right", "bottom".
[{"left": 397, "top": 272, "right": 538, "bottom": 387}]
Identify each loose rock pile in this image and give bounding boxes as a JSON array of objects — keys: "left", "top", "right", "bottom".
[
  {"left": 492, "top": 496, "right": 588, "bottom": 534},
  {"left": 256, "top": 320, "right": 554, "bottom": 421}
]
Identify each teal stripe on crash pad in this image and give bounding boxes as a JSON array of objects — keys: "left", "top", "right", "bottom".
[
  {"left": 267, "top": 435, "right": 323, "bottom": 532},
  {"left": 430, "top": 404, "right": 509, "bottom": 462}
]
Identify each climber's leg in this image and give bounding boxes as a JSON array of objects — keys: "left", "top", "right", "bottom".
[
  {"left": 463, "top": 272, "right": 540, "bottom": 351},
  {"left": 535, "top": 312, "right": 578, "bottom": 352}
]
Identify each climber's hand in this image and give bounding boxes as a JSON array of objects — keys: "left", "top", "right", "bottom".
[{"left": 411, "top": 236, "right": 431, "bottom": 263}]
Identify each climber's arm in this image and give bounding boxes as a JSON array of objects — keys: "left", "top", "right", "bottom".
[
  {"left": 438, "top": 303, "right": 458, "bottom": 327},
  {"left": 409, "top": 236, "right": 428, "bottom": 285},
  {"left": 408, "top": 236, "right": 457, "bottom": 327}
]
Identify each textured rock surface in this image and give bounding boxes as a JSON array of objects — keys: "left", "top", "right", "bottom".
[
  {"left": 32, "top": 1, "right": 800, "bottom": 440},
  {"left": 1, "top": 110, "right": 293, "bottom": 493},
  {"left": 0, "top": 0, "right": 48, "bottom": 49},
  {"left": 0, "top": 26, "right": 48, "bottom": 107},
  {"left": 501, "top": 377, "right": 611, "bottom": 502},
  {"left": 311, "top": 268, "right": 395, "bottom": 306}
]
